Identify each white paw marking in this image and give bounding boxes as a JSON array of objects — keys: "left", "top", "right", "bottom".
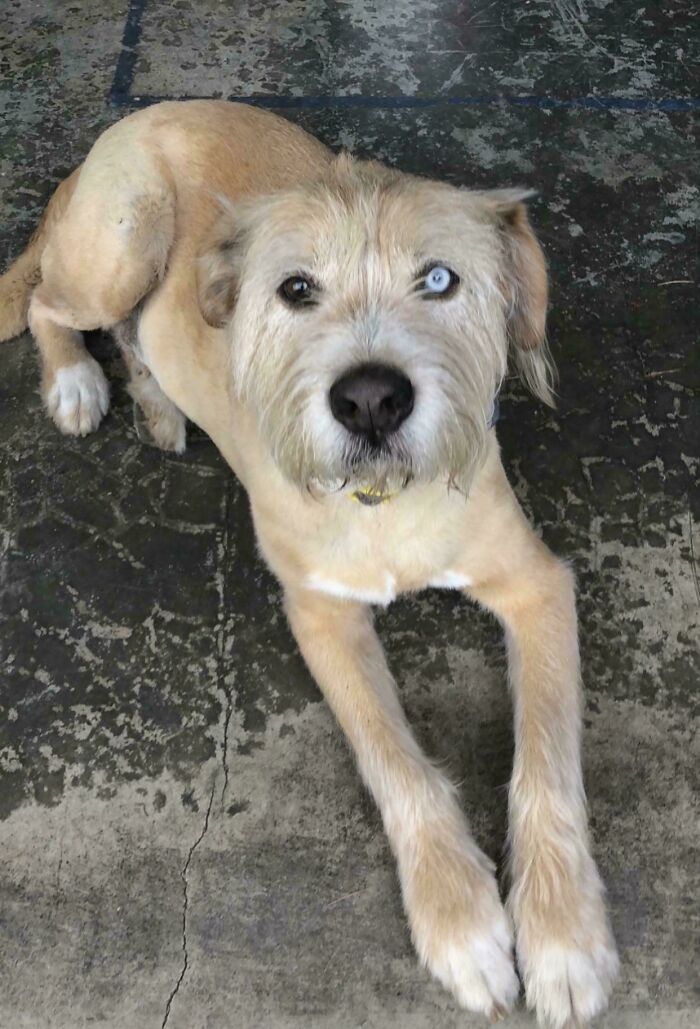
[
  {"left": 47, "top": 360, "right": 109, "bottom": 436},
  {"left": 305, "top": 572, "right": 397, "bottom": 606},
  {"left": 428, "top": 914, "right": 520, "bottom": 1017},
  {"left": 428, "top": 570, "right": 473, "bottom": 590},
  {"left": 522, "top": 943, "right": 619, "bottom": 1028}
]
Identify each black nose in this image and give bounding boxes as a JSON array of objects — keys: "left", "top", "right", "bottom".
[{"left": 329, "top": 363, "right": 414, "bottom": 441}]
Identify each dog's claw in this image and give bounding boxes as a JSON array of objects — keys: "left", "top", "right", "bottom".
[{"left": 489, "top": 1001, "right": 509, "bottom": 1023}]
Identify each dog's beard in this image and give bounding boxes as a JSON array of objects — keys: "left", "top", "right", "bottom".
[
  {"left": 261, "top": 399, "right": 489, "bottom": 500},
  {"left": 334, "top": 435, "right": 415, "bottom": 497}
]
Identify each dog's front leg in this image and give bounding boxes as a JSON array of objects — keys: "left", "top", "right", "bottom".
[
  {"left": 285, "top": 587, "right": 519, "bottom": 1018},
  {"left": 469, "top": 542, "right": 619, "bottom": 1027}
]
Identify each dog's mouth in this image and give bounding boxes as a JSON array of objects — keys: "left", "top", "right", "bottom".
[
  {"left": 340, "top": 437, "right": 414, "bottom": 498},
  {"left": 306, "top": 442, "right": 414, "bottom": 503},
  {"left": 351, "top": 484, "right": 404, "bottom": 506},
  {"left": 346, "top": 433, "right": 410, "bottom": 467}
]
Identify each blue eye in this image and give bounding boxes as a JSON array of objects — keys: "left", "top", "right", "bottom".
[{"left": 421, "top": 264, "right": 459, "bottom": 298}]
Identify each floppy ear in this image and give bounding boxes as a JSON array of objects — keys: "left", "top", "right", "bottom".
[
  {"left": 197, "top": 199, "right": 249, "bottom": 328},
  {"left": 198, "top": 244, "right": 236, "bottom": 328},
  {"left": 481, "top": 189, "right": 556, "bottom": 406}
]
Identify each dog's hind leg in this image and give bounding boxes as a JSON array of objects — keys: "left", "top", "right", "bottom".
[
  {"left": 113, "top": 315, "right": 186, "bottom": 453},
  {"left": 24, "top": 139, "right": 176, "bottom": 437},
  {"left": 28, "top": 300, "right": 110, "bottom": 436}
]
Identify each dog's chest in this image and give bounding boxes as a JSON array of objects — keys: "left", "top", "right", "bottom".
[{"left": 301, "top": 489, "right": 473, "bottom": 605}]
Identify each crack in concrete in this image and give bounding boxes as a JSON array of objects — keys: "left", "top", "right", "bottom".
[
  {"left": 53, "top": 838, "right": 64, "bottom": 913},
  {"left": 161, "top": 476, "right": 236, "bottom": 1027},
  {"left": 220, "top": 688, "right": 233, "bottom": 809},
  {"left": 687, "top": 507, "right": 700, "bottom": 611},
  {"left": 216, "top": 476, "right": 234, "bottom": 811},
  {"left": 161, "top": 781, "right": 216, "bottom": 1029}
]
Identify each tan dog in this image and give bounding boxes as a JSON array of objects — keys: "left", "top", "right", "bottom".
[{"left": 0, "top": 100, "right": 618, "bottom": 1027}]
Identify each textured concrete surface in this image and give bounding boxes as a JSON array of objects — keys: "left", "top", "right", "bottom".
[{"left": 0, "top": 2, "right": 698, "bottom": 1027}]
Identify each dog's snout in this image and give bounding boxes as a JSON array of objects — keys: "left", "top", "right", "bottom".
[{"left": 329, "top": 363, "right": 414, "bottom": 441}]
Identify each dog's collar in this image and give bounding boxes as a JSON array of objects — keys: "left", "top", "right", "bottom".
[
  {"left": 352, "top": 486, "right": 394, "bottom": 506},
  {"left": 351, "top": 397, "right": 500, "bottom": 506}
]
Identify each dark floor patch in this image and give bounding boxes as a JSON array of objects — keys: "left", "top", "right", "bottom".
[{"left": 110, "top": 0, "right": 700, "bottom": 106}]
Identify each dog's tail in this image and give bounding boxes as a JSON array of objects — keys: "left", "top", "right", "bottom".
[{"left": 0, "top": 168, "right": 80, "bottom": 342}]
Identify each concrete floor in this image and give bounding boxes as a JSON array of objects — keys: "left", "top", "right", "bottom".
[{"left": 1, "top": 2, "right": 698, "bottom": 1027}]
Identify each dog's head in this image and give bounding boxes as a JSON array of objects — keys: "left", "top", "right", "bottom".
[{"left": 199, "top": 155, "right": 553, "bottom": 497}]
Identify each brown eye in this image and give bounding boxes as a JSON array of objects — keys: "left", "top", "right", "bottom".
[{"left": 278, "top": 276, "right": 317, "bottom": 307}]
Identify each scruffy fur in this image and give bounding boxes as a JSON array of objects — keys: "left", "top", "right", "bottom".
[{"left": 0, "top": 101, "right": 617, "bottom": 1027}]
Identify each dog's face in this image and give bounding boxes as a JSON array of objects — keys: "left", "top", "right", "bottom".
[{"left": 199, "top": 156, "right": 553, "bottom": 496}]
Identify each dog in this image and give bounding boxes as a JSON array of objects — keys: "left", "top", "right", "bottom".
[{"left": 0, "top": 100, "right": 618, "bottom": 1027}]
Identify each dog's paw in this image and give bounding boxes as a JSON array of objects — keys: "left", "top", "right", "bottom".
[
  {"left": 46, "top": 359, "right": 109, "bottom": 436},
  {"left": 425, "top": 910, "right": 520, "bottom": 1018},
  {"left": 132, "top": 397, "right": 187, "bottom": 453},
  {"left": 511, "top": 858, "right": 619, "bottom": 1028},
  {"left": 407, "top": 851, "right": 519, "bottom": 1020},
  {"left": 519, "top": 940, "right": 619, "bottom": 1028},
  {"left": 129, "top": 372, "right": 186, "bottom": 453},
  {"left": 149, "top": 405, "right": 187, "bottom": 453}
]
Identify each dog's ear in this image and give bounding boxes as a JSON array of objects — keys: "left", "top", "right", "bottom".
[
  {"left": 197, "top": 197, "right": 251, "bottom": 328},
  {"left": 480, "top": 189, "right": 556, "bottom": 406},
  {"left": 197, "top": 230, "right": 245, "bottom": 328}
]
